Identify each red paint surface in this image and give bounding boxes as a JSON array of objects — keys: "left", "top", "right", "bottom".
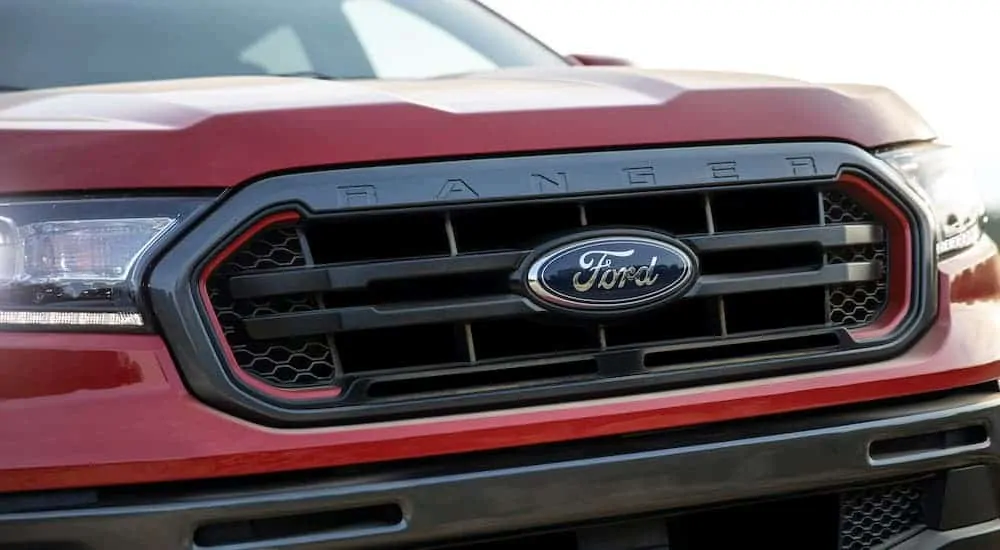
[
  {"left": 0, "top": 334, "right": 162, "bottom": 400},
  {"left": 1, "top": 244, "right": 999, "bottom": 492},
  {"left": 0, "top": 69, "right": 933, "bottom": 194}
]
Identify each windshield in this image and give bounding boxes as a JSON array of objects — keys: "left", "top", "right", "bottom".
[{"left": 0, "top": 0, "right": 567, "bottom": 90}]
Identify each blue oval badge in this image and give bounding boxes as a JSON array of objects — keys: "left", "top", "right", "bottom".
[{"left": 525, "top": 233, "right": 697, "bottom": 312}]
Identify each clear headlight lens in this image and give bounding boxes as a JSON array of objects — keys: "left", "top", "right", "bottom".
[
  {"left": 0, "top": 196, "right": 211, "bottom": 329},
  {"left": 876, "top": 142, "right": 987, "bottom": 257}
]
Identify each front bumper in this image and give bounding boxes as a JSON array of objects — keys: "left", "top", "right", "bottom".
[{"left": 3, "top": 386, "right": 1000, "bottom": 549}]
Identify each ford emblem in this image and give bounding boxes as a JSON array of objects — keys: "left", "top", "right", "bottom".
[{"left": 523, "top": 230, "right": 698, "bottom": 313}]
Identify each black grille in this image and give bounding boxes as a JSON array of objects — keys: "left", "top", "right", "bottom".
[
  {"left": 839, "top": 482, "right": 925, "bottom": 550},
  {"left": 204, "top": 182, "right": 891, "bottom": 404},
  {"left": 207, "top": 226, "right": 337, "bottom": 388}
]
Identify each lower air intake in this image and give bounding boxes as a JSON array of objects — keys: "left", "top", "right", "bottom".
[
  {"left": 402, "top": 478, "right": 927, "bottom": 549},
  {"left": 839, "top": 482, "right": 925, "bottom": 550}
]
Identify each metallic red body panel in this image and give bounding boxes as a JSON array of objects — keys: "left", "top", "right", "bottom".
[
  {"left": 1, "top": 241, "right": 998, "bottom": 493},
  {"left": 0, "top": 69, "right": 933, "bottom": 193}
]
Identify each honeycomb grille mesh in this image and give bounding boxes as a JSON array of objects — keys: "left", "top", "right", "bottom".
[
  {"left": 826, "top": 243, "right": 888, "bottom": 327},
  {"left": 839, "top": 482, "right": 924, "bottom": 550},
  {"left": 823, "top": 189, "right": 887, "bottom": 328},
  {"left": 824, "top": 190, "right": 875, "bottom": 224},
  {"left": 207, "top": 225, "right": 338, "bottom": 388}
]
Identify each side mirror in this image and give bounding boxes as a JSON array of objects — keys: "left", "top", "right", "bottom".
[{"left": 565, "top": 54, "right": 632, "bottom": 67}]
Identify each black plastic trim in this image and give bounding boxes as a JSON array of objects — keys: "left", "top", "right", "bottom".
[
  {"left": 242, "top": 261, "right": 879, "bottom": 339},
  {"left": 326, "top": 328, "right": 846, "bottom": 408},
  {"left": 0, "top": 386, "right": 996, "bottom": 550},
  {"left": 147, "top": 141, "right": 938, "bottom": 427},
  {"left": 894, "top": 520, "right": 1000, "bottom": 550},
  {"left": 245, "top": 295, "right": 541, "bottom": 339},
  {"left": 228, "top": 223, "right": 883, "bottom": 301},
  {"left": 923, "top": 465, "right": 1000, "bottom": 531},
  {"left": 686, "top": 222, "right": 884, "bottom": 251},
  {"left": 230, "top": 250, "right": 528, "bottom": 298},
  {"left": 694, "top": 261, "right": 881, "bottom": 297}
]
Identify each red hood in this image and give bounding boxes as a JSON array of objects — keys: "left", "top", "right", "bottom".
[{"left": 0, "top": 67, "right": 934, "bottom": 193}]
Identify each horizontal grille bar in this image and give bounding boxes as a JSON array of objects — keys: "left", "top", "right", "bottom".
[
  {"left": 355, "top": 330, "right": 842, "bottom": 400},
  {"left": 686, "top": 223, "right": 883, "bottom": 252},
  {"left": 230, "top": 250, "right": 527, "bottom": 298},
  {"left": 696, "top": 261, "right": 881, "bottom": 297},
  {"left": 228, "top": 223, "right": 883, "bottom": 300},
  {"left": 242, "top": 261, "right": 879, "bottom": 339},
  {"left": 245, "top": 295, "right": 540, "bottom": 339}
]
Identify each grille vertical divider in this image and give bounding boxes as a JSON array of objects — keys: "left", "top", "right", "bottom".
[
  {"left": 703, "top": 194, "right": 728, "bottom": 337},
  {"left": 580, "top": 203, "right": 609, "bottom": 350},
  {"left": 296, "top": 226, "right": 345, "bottom": 381},
  {"left": 445, "top": 212, "right": 478, "bottom": 364},
  {"left": 818, "top": 190, "right": 834, "bottom": 326}
]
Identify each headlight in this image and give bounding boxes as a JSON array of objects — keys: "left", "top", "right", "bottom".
[
  {"left": 876, "top": 142, "right": 987, "bottom": 257},
  {"left": 0, "top": 196, "right": 212, "bottom": 330}
]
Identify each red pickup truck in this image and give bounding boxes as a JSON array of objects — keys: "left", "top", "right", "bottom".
[{"left": 2, "top": 1, "right": 999, "bottom": 549}]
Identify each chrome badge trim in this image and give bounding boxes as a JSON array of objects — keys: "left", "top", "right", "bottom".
[{"left": 525, "top": 232, "right": 697, "bottom": 313}]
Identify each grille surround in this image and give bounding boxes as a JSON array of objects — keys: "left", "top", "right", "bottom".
[
  {"left": 209, "top": 183, "right": 885, "bottom": 394},
  {"left": 149, "top": 141, "right": 937, "bottom": 427}
]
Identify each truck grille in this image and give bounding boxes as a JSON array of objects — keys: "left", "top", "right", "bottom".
[{"left": 204, "top": 180, "right": 894, "bottom": 406}]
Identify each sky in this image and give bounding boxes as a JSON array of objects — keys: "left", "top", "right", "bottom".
[{"left": 482, "top": 0, "right": 1000, "bottom": 197}]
